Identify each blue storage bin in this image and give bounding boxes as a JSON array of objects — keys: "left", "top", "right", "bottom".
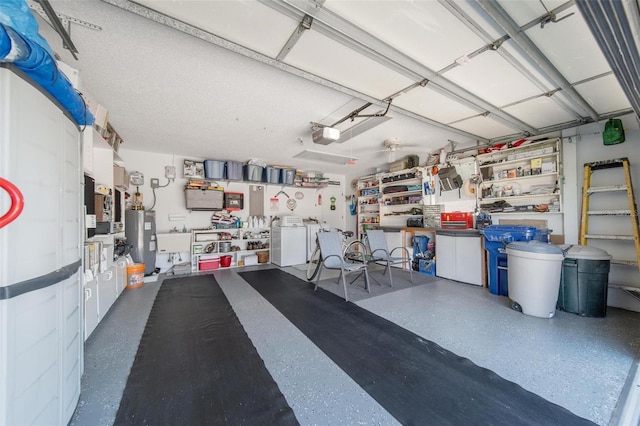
[
  {"left": 419, "top": 259, "right": 436, "bottom": 276},
  {"left": 482, "top": 225, "right": 538, "bottom": 296},
  {"left": 533, "top": 228, "right": 551, "bottom": 243},
  {"left": 264, "top": 167, "right": 281, "bottom": 184},
  {"left": 281, "top": 168, "right": 296, "bottom": 185},
  {"left": 225, "top": 161, "right": 243, "bottom": 180},
  {"left": 204, "top": 160, "right": 225, "bottom": 179},
  {"left": 244, "top": 164, "right": 264, "bottom": 182}
]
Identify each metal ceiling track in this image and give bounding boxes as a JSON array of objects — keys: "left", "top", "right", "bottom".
[
  {"left": 439, "top": 0, "right": 588, "bottom": 122},
  {"left": 101, "top": 0, "right": 484, "bottom": 142},
  {"left": 575, "top": 0, "right": 640, "bottom": 118},
  {"left": 265, "top": 0, "right": 537, "bottom": 136},
  {"left": 476, "top": 0, "right": 600, "bottom": 121}
]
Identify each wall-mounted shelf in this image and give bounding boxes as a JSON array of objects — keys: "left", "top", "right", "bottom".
[
  {"left": 191, "top": 228, "right": 270, "bottom": 271},
  {"left": 477, "top": 138, "right": 561, "bottom": 214}
]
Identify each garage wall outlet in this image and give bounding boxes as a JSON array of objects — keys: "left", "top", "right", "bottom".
[{"left": 150, "top": 178, "right": 160, "bottom": 188}]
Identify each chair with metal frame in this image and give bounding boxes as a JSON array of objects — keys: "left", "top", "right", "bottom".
[
  {"left": 314, "top": 231, "right": 370, "bottom": 302},
  {"left": 365, "top": 229, "right": 413, "bottom": 287}
]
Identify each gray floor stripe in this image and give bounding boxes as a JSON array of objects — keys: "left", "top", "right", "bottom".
[{"left": 215, "top": 267, "right": 399, "bottom": 425}]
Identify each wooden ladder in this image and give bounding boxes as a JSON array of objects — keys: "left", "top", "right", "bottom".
[{"left": 579, "top": 158, "right": 640, "bottom": 270}]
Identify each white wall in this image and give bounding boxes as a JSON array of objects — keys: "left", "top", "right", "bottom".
[
  {"left": 562, "top": 114, "right": 640, "bottom": 311},
  {"left": 118, "top": 149, "right": 345, "bottom": 270}
]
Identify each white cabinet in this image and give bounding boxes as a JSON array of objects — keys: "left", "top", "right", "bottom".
[
  {"left": 115, "top": 257, "right": 128, "bottom": 295},
  {"left": 191, "top": 228, "right": 271, "bottom": 271},
  {"left": 435, "top": 230, "right": 482, "bottom": 285},
  {"left": 97, "top": 267, "right": 118, "bottom": 320},
  {"left": 84, "top": 278, "right": 99, "bottom": 340},
  {"left": 477, "top": 139, "right": 561, "bottom": 214},
  {"left": 0, "top": 67, "right": 83, "bottom": 426}
]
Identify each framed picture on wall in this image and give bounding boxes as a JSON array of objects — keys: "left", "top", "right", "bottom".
[{"left": 184, "top": 159, "right": 204, "bottom": 178}]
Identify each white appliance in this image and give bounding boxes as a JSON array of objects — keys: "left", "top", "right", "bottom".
[
  {"left": 272, "top": 225, "right": 307, "bottom": 266},
  {"left": 305, "top": 223, "right": 322, "bottom": 261}
]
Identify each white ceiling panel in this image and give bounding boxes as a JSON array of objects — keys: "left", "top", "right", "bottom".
[
  {"left": 442, "top": 49, "right": 543, "bottom": 106},
  {"left": 135, "top": 0, "right": 297, "bottom": 58},
  {"left": 393, "top": 86, "right": 479, "bottom": 124},
  {"left": 450, "top": 115, "right": 519, "bottom": 140},
  {"left": 323, "top": 0, "right": 486, "bottom": 72},
  {"left": 503, "top": 96, "right": 576, "bottom": 129},
  {"left": 496, "top": 0, "right": 566, "bottom": 27},
  {"left": 524, "top": 6, "right": 611, "bottom": 83},
  {"left": 574, "top": 74, "right": 633, "bottom": 114},
  {"left": 284, "top": 29, "right": 415, "bottom": 100},
  {"left": 498, "top": 39, "right": 557, "bottom": 91}
]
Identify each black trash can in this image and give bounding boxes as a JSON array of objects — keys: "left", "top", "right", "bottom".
[{"left": 558, "top": 245, "right": 612, "bottom": 317}]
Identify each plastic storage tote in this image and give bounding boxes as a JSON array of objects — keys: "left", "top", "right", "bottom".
[
  {"left": 558, "top": 245, "right": 611, "bottom": 317},
  {"left": 265, "top": 167, "right": 281, "bottom": 184},
  {"left": 533, "top": 228, "right": 551, "bottom": 243},
  {"left": 506, "top": 241, "right": 564, "bottom": 318},
  {"left": 204, "top": 160, "right": 225, "bottom": 179},
  {"left": 281, "top": 168, "right": 296, "bottom": 185},
  {"left": 244, "top": 164, "right": 264, "bottom": 182},
  {"left": 482, "top": 225, "right": 537, "bottom": 296},
  {"left": 225, "top": 161, "right": 243, "bottom": 180}
]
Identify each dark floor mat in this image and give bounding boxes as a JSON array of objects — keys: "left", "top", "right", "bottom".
[
  {"left": 114, "top": 274, "right": 298, "bottom": 426},
  {"left": 239, "top": 269, "right": 594, "bottom": 426}
]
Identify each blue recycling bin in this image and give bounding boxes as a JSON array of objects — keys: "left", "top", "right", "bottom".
[{"left": 482, "top": 225, "right": 538, "bottom": 296}]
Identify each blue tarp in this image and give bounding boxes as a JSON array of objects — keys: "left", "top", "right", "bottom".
[{"left": 0, "top": 0, "right": 94, "bottom": 126}]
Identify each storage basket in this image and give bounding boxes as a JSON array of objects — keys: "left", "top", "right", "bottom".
[
  {"left": 199, "top": 257, "right": 220, "bottom": 271},
  {"left": 256, "top": 250, "right": 269, "bottom": 263}
]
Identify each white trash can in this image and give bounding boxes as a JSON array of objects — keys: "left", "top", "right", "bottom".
[{"left": 506, "top": 241, "right": 565, "bottom": 318}]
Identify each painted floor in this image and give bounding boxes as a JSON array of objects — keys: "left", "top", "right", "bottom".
[{"left": 70, "top": 265, "right": 640, "bottom": 426}]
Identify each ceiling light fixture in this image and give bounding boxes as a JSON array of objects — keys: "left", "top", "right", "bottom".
[{"left": 294, "top": 149, "right": 359, "bottom": 164}]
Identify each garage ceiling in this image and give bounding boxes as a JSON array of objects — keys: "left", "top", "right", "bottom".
[{"left": 34, "top": 0, "right": 637, "bottom": 176}]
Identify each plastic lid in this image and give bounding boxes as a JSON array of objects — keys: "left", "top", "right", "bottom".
[
  {"left": 560, "top": 245, "right": 612, "bottom": 260},
  {"left": 507, "top": 240, "right": 564, "bottom": 254}
]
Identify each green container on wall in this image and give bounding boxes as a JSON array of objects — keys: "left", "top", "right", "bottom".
[{"left": 558, "top": 245, "right": 611, "bottom": 317}]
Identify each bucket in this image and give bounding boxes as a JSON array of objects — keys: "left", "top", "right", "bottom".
[
  {"left": 126, "top": 263, "right": 145, "bottom": 289},
  {"left": 219, "top": 241, "right": 232, "bottom": 253},
  {"left": 220, "top": 255, "right": 233, "bottom": 267}
]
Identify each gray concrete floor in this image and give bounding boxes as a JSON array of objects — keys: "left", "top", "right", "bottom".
[{"left": 70, "top": 265, "right": 640, "bottom": 426}]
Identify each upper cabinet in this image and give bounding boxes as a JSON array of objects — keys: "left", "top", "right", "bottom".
[{"left": 477, "top": 139, "right": 561, "bottom": 214}]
